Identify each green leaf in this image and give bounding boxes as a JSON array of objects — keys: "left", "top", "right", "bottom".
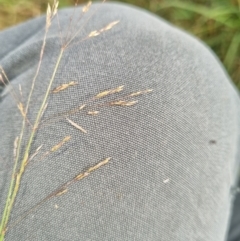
[{"left": 224, "top": 32, "right": 240, "bottom": 71}]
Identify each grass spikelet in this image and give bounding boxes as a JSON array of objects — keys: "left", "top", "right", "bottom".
[
  {"left": 17, "top": 102, "right": 26, "bottom": 118},
  {"left": 82, "top": 1, "right": 92, "bottom": 13},
  {"left": 66, "top": 118, "right": 87, "bottom": 134},
  {"left": 129, "top": 89, "right": 153, "bottom": 97},
  {"left": 110, "top": 100, "right": 138, "bottom": 106},
  {"left": 87, "top": 157, "right": 111, "bottom": 173},
  {"left": 56, "top": 188, "right": 68, "bottom": 196},
  {"left": 88, "top": 30, "right": 100, "bottom": 37},
  {"left": 52, "top": 81, "right": 78, "bottom": 93},
  {"left": 52, "top": 0, "right": 59, "bottom": 17},
  {"left": 95, "top": 85, "right": 124, "bottom": 99},
  {"left": 75, "top": 157, "right": 111, "bottom": 180},
  {"left": 51, "top": 136, "right": 71, "bottom": 152},
  {"left": 30, "top": 136, "right": 69, "bottom": 165},
  {"left": 46, "top": 3, "right": 52, "bottom": 28},
  {"left": 88, "top": 20, "right": 120, "bottom": 38},
  {"left": 87, "top": 111, "right": 99, "bottom": 115},
  {"left": 75, "top": 172, "right": 90, "bottom": 181},
  {"left": 46, "top": 0, "right": 59, "bottom": 28},
  {"left": 99, "top": 20, "right": 120, "bottom": 32}
]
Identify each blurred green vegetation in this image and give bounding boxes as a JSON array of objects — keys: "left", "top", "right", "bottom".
[{"left": 0, "top": 0, "right": 240, "bottom": 88}]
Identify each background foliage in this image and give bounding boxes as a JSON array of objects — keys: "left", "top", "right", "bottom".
[{"left": 0, "top": 0, "right": 240, "bottom": 88}]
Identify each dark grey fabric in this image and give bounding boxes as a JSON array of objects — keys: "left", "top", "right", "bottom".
[{"left": 0, "top": 2, "right": 240, "bottom": 241}]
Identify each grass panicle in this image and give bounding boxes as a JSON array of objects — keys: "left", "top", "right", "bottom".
[{"left": 0, "top": 1, "right": 153, "bottom": 240}]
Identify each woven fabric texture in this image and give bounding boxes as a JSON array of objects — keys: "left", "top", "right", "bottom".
[{"left": 0, "top": 2, "right": 240, "bottom": 241}]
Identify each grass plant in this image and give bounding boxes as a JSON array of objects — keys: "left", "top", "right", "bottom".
[{"left": 0, "top": 1, "right": 153, "bottom": 239}]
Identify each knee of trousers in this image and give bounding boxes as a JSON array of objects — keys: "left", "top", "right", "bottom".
[{"left": 1, "top": 2, "right": 240, "bottom": 241}]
